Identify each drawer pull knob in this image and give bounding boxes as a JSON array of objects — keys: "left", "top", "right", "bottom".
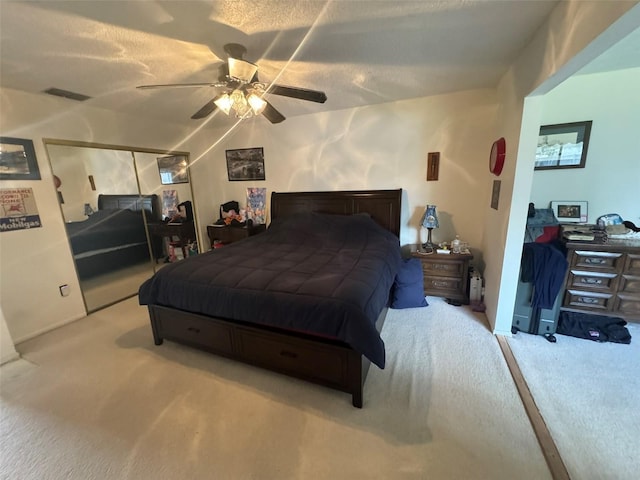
[
  {"left": 581, "top": 278, "right": 603, "bottom": 285},
  {"left": 187, "top": 327, "right": 201, "bottom": 333},
  {"left": 585, "top": 258, "right": 606, "bottom": 265},
  {"left": 578, "top": 297, "right": 599, "bottom": 304},
  {"left": 280, "top": 350, "right": 298, "bottom": 359},
  {"left": 433, "top": 281, "right": 448, "bottom": 287}
]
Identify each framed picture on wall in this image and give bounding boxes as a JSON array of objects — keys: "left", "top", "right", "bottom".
[
  {"left": 226, "top": 147, "right": 265, "bottom": 181},
  {"left": 157, "top": 155, "right": 189, "bottom": 184},
  {"left": 0, "top": 137, "right": 41, "bottom": 180},
  {"left": 551, "top": 200, "right": 588, "bottom": 223},
  {"left": 535, "top": 121, "right": 592, "bottom": 170}
]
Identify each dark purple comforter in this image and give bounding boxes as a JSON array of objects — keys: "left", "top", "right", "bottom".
[{"left": 139, "top": 212, "right": 402, "bottom": 368}]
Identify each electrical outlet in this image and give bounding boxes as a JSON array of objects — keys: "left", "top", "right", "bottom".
[{"left": 59, "top": 284, "right": 70, "bottom": 297}]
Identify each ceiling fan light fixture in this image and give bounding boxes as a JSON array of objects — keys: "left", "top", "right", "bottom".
[
  {"left": 214, "top": 93, "right": 232, "bottom": 114},
  {"left": 247, "top": 93, "right": 267, "bottom": 115},
  {"left": 228, "top": 58, "right": 258, "bottom": 83},
  {"left": 230, "top": 89, "right": 251, "bottom": 117}
]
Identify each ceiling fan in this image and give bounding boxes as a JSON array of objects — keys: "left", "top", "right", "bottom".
[{"left": 136, "top": 43, "right": 327, "bottom": 124}]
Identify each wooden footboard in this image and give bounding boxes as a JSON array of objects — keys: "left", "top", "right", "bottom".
[{"left": 148, "top": 305, "right": 386, "bottom": 407}]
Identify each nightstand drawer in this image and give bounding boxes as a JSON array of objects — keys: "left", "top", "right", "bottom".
[
  {"left": 420, "top": 260, "right": 465, "bottom": 278},
  {"left": 423, "top": 276, "right": 464, "bottom": 298},
  {"left": 411, "top": 248, "right": 473, "bottom": 304},
  {"left": 207, "top": 223, "right": 266, "bottom": 246}
]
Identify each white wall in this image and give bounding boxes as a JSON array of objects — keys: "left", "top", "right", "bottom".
[
  {"left": 0, "top": 85, "right": 498, "bottom": 345},
  {"left": 488, "top": 1, "right": 639, "bottom": 335},
  {"left": 198, "top": 89, "right": 498, "bottom": 262},
  {"left": 1, "top": 0, "right": 636, "bottom": 348},
  {"left": 0, "top": 306, "right": 19, "bottom": 365},
  {"left": 0, "top": 87, "right": 213, "bottom": 343},
  {"left": 531, "top": 68, "right": 640, "bottom": 224}
]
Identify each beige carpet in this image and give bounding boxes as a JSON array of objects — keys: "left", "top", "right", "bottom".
[
  {"left": 0, "top": 297, "right": 550, "bottom": 479},
  {"left": 508, "top": 322, "right": 640, "bottom": 480}
]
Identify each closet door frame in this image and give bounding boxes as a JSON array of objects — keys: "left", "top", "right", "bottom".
[{"left": 43, "top": 139, "right": 198, "bottom": 313}]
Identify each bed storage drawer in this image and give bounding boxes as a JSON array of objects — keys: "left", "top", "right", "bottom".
[
  {"left": 236, "top": 329, "right": 348, "bottom": 385},
  {"left": 153, "top": 308, "right": 234, "bottom": 355}
]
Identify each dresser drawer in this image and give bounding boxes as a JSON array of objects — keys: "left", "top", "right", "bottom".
[
  {"left": 615, "top": 294, "right": 640, "bottom": 320},
  {"left": 562, "top": 242, "right": 640, "bottom": 322},
  {"left": 571, "top": 250, "right": 624, "bottom": 273},
  {"left": 566, "top": 270, "right": 618, "bottom": 293},
  {"left": 625, "top": 253, "right": 640, "bottom": 276},
  {"left": 619, "top": 274, "right": 640, "bottom": 294},
  {"left": 236, "top": 329, "right": 347, "bottom": 385},
  {"left": 564, "top": 289, "right": 614, "bottom": 312},
  {"left": 157, "top": 311, "right": 234, "bottom": 355}
]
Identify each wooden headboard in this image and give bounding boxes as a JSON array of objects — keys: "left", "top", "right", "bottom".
[
  {"left": 271, "top": 189, "right": 402, "bottom": 237},
  {"left": 97, "top": 194, "right": 161, "bottom": 222}
]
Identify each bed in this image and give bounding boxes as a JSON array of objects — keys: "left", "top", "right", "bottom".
[
  {"left": 66, "top": 194, "right": 159, "bottom": 280},
  {"left": 138, "top": 189, "right": 402, "bottom": 407}
]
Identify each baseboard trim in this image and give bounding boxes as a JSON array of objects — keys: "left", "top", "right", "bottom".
[
  {"left": 497, "top": 335, "right": 570, "bottom": 480},
  {"left": 14, "top": 313, "right": 86, "bottom": 346}
]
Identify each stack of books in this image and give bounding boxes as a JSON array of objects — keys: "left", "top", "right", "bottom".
[{"left": 561, "top": 224, "right": 607, "bottom": 243}]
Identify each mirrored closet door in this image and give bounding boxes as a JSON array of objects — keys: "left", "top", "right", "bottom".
[{"left": 46, "top": 141, "right": 196, "bottom": 313}]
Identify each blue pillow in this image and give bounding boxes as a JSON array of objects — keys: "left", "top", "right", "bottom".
[{"left": 391, "top": 258, "right": 428, "bottom": 309}]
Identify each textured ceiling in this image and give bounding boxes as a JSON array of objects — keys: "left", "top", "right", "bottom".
[{"left": 3, "top": 0, "right": 629, "bottom": 128}]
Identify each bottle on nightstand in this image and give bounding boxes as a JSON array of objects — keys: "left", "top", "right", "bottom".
[{"left": 452, "top": 235, "right": 461, "bottom": 254}]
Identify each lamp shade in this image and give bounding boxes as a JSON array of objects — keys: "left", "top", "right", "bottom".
[
  {"left": 247, "top": 92, "right": 267, "bottom": 114},
  {"left": 421, "top": 204, "right": 439, "bottom": 229},
  {"left": 214, "top": 93, "right": 232, "bottom": 114}
]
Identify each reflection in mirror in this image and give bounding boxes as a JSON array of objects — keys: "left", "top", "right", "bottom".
[
  {"left": 133, "top": 151, "right": 197, "bottom": 264},
  {"left": 46, "top": 143, "right": 157, "bottom": 312}
]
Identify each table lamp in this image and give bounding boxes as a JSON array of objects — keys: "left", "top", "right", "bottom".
[{"left": 421, "top": 204, "right": 439, "bottom": 251}]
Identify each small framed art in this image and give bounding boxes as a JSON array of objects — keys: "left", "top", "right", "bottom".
[
  {"left": 535, "top": 121, "right": 592, "bottom": 170},
  {"left": 427, "top": 152, "right": 439, "bottom": 181},
  {"left": 157, "top": 155, "right": 189, "bottom": 185},
  {"left": 226, "top": 147, "right": 265, "bottom": 181},
  {"left": 491, "top": 180, "right": 501, "bottom": 210},
  {"left": 551, "top": 200, "right": 588, "bottom": 223},
  {"left": 0, "top": 137, "right": 41, "bottom": 180}
]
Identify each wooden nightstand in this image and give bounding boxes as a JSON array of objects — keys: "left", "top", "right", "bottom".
[
  {"left": 411, "top": 245, "right": 473, "bottom": 305},
  {"left": 207, "top": 223, "right": 266, "bottom": 246},
  {"left": 148, "top": 221, "right": 197, "bottom": 259}
]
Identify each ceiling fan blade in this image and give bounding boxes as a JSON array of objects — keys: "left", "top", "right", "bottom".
[
  {"left": 261, "top": 101, "right": 286, "bottom": 124},
  {"left": 191, "top": 100, "right": 218, "bottom": 119},
  {"left": 269, "top": 85, "right": 327, "bottom": 103},
  {"left": 137, "top": 82, "right": 225, "bottom": 90}
]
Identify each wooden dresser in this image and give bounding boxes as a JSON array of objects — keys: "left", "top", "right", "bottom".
[
  {"left": 411, "top": 245, "right": 473, "bottom": 304},
  {"left": 562, "top": 239, "right": 640, "bottom": 321}
]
